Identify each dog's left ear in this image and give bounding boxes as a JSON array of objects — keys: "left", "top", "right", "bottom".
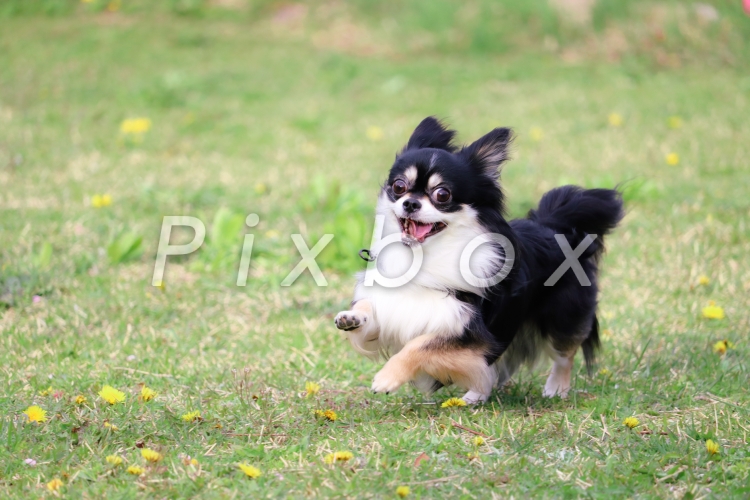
[{"left": 460, "top": 128, "right": 513, "bottom": 177}]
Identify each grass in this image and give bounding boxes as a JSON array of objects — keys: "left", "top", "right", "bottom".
[{"left": 1, "top": 1, "right": 749, "bottom": 498}]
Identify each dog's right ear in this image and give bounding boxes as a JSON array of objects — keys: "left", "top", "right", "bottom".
[
  {"left": 459, "top": 127, "right": 512, "bottom": 178},
  {"left": 402, "top": 117, "right": 457, "bottom": 153}
]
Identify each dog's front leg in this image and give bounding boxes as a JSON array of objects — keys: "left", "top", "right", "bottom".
[
  {"left": 334, "top": 299, "right": 372, "bottom": 331},
  {"left": 335, "top": 300, "right": 380, "bottom": 357},
  {"left": 370, "top": 336, "right": 427, "bottom": 395},
  {"left": 371, "top": 335, "right": 495, "bottom": 401}
]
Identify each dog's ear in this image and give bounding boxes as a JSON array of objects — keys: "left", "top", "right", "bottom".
[
  {"left": 460, "top": 128, "right": 512, "bottom": 177},
  {"left": 402, "top": 117, "right": 457, "bottom": 153}
]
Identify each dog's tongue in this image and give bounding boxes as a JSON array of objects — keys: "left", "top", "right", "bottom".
[{"left": 407, "top": 220, "right": 433, "bottom": 242}]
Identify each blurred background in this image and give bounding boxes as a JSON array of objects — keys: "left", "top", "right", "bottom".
[
  {"left": 2, "top": 0, "right": 749, "bottom": 286},
  {"left": 1, "top": 0, "right": 748, "bottom": 342}
]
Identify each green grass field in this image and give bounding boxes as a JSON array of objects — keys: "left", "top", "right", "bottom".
[{"left": 1, "top": 1, "right": 749, "bottom": 497}]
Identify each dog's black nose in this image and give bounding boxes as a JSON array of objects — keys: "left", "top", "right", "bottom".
[{"left": 402, "top": 198, "right": 421, "bottom": 213}]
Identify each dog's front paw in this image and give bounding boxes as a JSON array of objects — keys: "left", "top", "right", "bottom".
[
  {"left": 334, "top": 310, "right": 367, "bottom": 331},
  {"left": 371, "top": 367, "right": 408, "bottom": 395},
  {"left": 461, "top": 390, "right": 489, "bottom": 405}
]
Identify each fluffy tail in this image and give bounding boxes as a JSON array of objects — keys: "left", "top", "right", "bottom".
[{"left": 528, "top": 185, "right": 624, "bottom": 256}]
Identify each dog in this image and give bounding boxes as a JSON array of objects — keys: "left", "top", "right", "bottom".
[{"left": 334, "top": 117, "right": 624, "bottom": 403}]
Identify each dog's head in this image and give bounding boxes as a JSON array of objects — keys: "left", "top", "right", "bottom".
[{"left": 383, "top": 117, "right": 512, "bottom": 246}]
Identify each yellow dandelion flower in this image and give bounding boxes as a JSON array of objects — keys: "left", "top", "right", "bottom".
[
  {"left": 599, "top": 368, "right": 611, "bottom": 376},
  {"left": 667, "top": 116, "right": 683, "bottom": 129},
  {"left": 712, "top": 340, "right": 734, "bottom": 355},
  {"left": 24, "top": 405, "right": 46, "bottom": 423},
  {"left": 623, "top": 417, "right": 639, "bottom": 429},
  {"left": 126, "top": 465, "right": 144, "bottom": 476},
  {"left": 106, "top": 455, "right": 123, "bottom": 466},
  {"left": 706, "top": 439, "right": 720, "bottom": 455},
  {"left": 324, "top": 451, "right": 354, "bottom": 464},
  {"left": 472, "top": 436, "right": 485, "bottom": 446},
  {"left": 305, "top": 381, "right": 320, "bottom": 397},
  {"left": 91, "top": 194, "right": 112, "bottom": 208},
  {"left": 702, "top": 301, "right": 725, "bottom": 320},
  {"left": 608, "top": 113, "right": 623, "bottom": 127},
  {"left": 104, "top": 422, "right": 119, "bottom": 431},
  {"left": 39, "top": 386, "right": 53, "bottom": 396},
  {"left": 99, "top": 385, "right": 126, "bottom": 405},
  {"left": 74, "top": 395, "right": 87, "bottom": 405},
  {"left": 396, "top": 485, "right": 410, "bottom": 497},
  {"left": 120, "top": 118, "right": 151, "bottom": 134},
  {"left": 366, "top": 126, "right": 384, "bottom": 141},
  {"left": 140, "top": 386, "right": 157, "bottom": 402},
  {"left": 713, "top": 340, "right": 727, "bottom": 355},
  {"left": 441, "top": 397, "right": 467, "bottom": 408},
  {"left": 665, "top": 152, "right": 679, "bottom": 166},
  {"left": 141, "top": 448, "right": 162, "bottom": 463},
  {"left": 254, "top": 182, "right": 268, "bottom": 195},
  {"left": 238, "top": 463, "right": 262, "bottom": 478},
  {"left": 529, "top": 127, "right": 543, "bottom": 142},
  {"left": 181, "top": 410, "right": 201, "bottom": 422},
  {"left": 190, "top": 458, "right": 199, "bottom": 466},
  {"left": 697, "top": 275, "right": 710, "bottom": 286},
  {"left": 46, "top": 478, "right": 63, "bottom": 491},
  {"left": 313, "top": 409, "right": 338, "bottom": 421}
]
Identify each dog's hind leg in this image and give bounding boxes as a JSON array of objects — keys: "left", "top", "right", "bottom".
[
  {"left": 542, "top": 348, "right": 576, "bottom": 398},
  {"left": 541, "top": 315, "right": 599, "bottom": 398}
]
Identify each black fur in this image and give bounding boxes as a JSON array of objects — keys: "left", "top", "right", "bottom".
[{"left": 402, "top": 117, "right": 458, "bottom": 152}]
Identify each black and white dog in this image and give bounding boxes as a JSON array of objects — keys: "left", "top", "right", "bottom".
[{"left": 335, "top": 117, "right": 623, "bottom": 403}]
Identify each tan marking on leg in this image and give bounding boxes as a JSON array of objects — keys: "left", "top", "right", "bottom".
[
  {"left": 371, "top": 335, "right": 494, "bottom": 398},
  {"left": 543, "top": 349, "right": 576, "bottom": 398}
]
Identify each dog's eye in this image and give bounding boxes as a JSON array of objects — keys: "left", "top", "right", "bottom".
[
  {"left": 433, "top": 188, "right": 451, "bottom": 203},
  {"left": 392, "top": 180, "right": 407, "bottom": 196}
]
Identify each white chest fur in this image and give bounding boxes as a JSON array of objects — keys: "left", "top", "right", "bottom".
[
  {"left": 353, "top": 281, "right": 472, "bottom": 354},
  {"left": 348, "top": 194, "right": 501, "bottom": 357}
]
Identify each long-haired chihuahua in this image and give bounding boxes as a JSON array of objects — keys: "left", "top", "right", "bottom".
[{"left": 335, "top": 117, "right": 623, "bottom": 403}]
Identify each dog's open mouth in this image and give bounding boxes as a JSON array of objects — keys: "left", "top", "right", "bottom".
[{"left": 399, "top": 218, "right": 447, "bottom": 244}]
